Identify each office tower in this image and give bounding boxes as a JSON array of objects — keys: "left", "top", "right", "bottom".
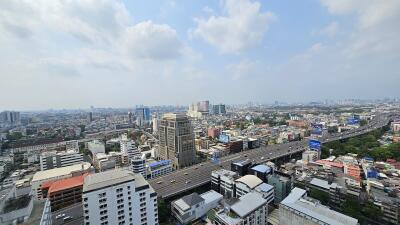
[
  {"left": 82, "top": 170, "right": 158, "bottom": 225},
  {"left": 279, "top": 188, "right": 358, "bottom": 225},
  {"left": 88, "top": 112, "right": 93, "bottom": 122},
  {"left": 39, "top": 150, "right": 84, "bottom": 171},
  {"left": 135, "top": 107, "right": 151, "bottom": 127},
  {"left": 213, "top": 104, "right": 226, "bottom": 115},
  {"left": 128, "top": 111, "right": 133, "bottom": 124},
  {"left": 197, "top": 100, "right": 209, "bottom": 112},
  {"left": 159, "top": 113, "right": 196, "bottom": 169}
]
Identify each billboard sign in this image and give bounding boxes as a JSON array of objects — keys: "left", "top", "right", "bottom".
[
  {"left": 311, "top": 123, "right": 323, "bottom": 135},
  {"left": 309, "top": 139, "right": 321, "bottom": 151},
  {"left": 347, "top": 117, "right": 360, "bottom": 125},
  {"left": 219, "top": 134, "right": 230, "bottom": 143}
]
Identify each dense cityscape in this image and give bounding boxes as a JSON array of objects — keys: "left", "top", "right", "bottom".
[
  {"left": 0, "top": 100, "right": 400, "bottom": 225},
  {"left": 1, "top": 0, "right": 400, "bottom": 225}
]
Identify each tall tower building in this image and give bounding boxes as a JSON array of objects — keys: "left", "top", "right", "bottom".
[
  {"left": 88, "top": 112, "right": 93, "bottom": 122},
  {"left": 135, "top": 107, "right": 151, "bottom": 127},
  {"left": 159, "top": 113, "right": 196, "bottom": 169},
  {"left": 82, "top": 170, "right": 158, "bottom": 225}
]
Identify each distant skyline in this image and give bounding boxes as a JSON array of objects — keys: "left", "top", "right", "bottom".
[{"left": 1, "top": 0, "right": 400, "bottom": 110}]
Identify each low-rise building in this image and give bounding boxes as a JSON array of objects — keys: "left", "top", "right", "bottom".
[
  {"left": 40, "top": 150, "right": 83, "bottom": 171},
  {"left": 31, "top": 162, "right": 92, "bottom": 200},
  {"left": 172, "top": 190, "right": 223, "bottom": 225},
  {"left": 279, "top": 188, "right": 358, "bottom": 225},
  {"left": 214, "top": 192, "right": 268, "bottom": 225}
]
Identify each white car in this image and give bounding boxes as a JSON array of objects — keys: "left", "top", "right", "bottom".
[{"left": 56, "top": 214, "right": 65, "bottom": 219}]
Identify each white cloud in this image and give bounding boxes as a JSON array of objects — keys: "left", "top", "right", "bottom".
[
  {"left": 319, "top": 22, "right": 339, "bottom": 37},
  {"left": 191, "top": 0, "right": 275, "bottom": 54},
  {"left": 227, "top": 59, "right": 258, "bottom": 80},
  {"left": 320, "top": 0, "right": 400, "bottom": 29},
  {"left": 119, "top": 21, "right": 183, "bottom": 60}
]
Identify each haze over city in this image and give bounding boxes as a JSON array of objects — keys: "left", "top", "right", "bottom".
[{"left": 1, "top": 0, "right": 399, "bottom": 110}]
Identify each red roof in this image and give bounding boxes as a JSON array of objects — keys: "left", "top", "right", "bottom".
[
  {"left": 48, "top": 173, "right": 88, "bottom": 194},
  {"left": 316, "top": 160, "right": 344, "bottom": 168}
]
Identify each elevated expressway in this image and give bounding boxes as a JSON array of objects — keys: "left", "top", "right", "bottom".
[{"left": 149, "top": 113, "right": 394, "bottom": 199}]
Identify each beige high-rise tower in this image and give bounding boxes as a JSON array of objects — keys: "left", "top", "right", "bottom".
[{"left": 159, "top": 113, "right": 196, "bottom": 169}]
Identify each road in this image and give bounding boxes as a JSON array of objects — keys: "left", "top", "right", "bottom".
[{"left": 149, "top": 113, "right": 395, "bottom": 199}]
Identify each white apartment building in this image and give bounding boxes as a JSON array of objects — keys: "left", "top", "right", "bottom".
[
  {"left": 211, "top": 169, "right": 239, "bottom": 199},
  {"left": 120, "top": 138, "right": 140, "bottom": 160},
  {"left": 82, "top": 169, "right": 158, "bottom": 225},
  {"left": 212, "top": 171, "right": 274, "bottom": 204},
  {"left": 171, "top": 190, "right": 223, "bottom": 225},
  {"left": 279, "top": 188, "right": 358, "bottom": 225},
  {"left": 40, "top": 150, "right": 83, "bottom": 171},
  {"left": 88, "top": 140, "right": 105, "bottom": 155},
  {"left": 214, "top": 192, "right": 268, "bottom": 225}
]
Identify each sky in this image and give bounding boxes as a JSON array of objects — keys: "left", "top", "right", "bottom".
[{"left": 0, "top": 0, "right": 399, "bottom": 110}]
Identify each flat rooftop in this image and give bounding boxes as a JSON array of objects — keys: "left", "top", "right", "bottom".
[
  {"left": 83, "top": 169, "right": 148, "bottom": 193},
  {"left": 281, "top": 188, "right": 358, "bottom": 225},
  {"left": 32, "top": 162, "right": 91, "bottom": 182},
  {"left": 231, "top": 192, "right": 267, "bottom": 218}
]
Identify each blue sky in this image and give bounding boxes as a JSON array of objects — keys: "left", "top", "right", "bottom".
[{"left": 0, "top": 0, "right": 399, "bottom": 110}]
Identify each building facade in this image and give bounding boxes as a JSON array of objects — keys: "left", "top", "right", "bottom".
[
  {"left": 159, "top": 113, "right": 196, "bottom": 169},
  {"left": 40, "top": 150, "right": 83, "bottom": 171},
  {"left": 82, "top": 170, "right": 158, "bottom": 225}
]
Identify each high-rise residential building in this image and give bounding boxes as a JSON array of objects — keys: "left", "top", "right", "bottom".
[
  {"left": 212, "top": 104, "right": 226, "bottom": 115},
  {"left": 39, "top": 150, "right": 84, "bottom": 171},
  {"left": 0, "top": 111, "right": 20, "bottom": 125},
  {"left": 135, "top": 107, "right": 151, "bottom": 127},
  {"left": 279, "top": 188, "right": 358, "bottom": 225},
  {"left": 267, "top": 171, "right": 293, "bottom": 203},
  {"left": 88, "top": 112, "right": 93, "bottom": 122},
  {"left": 159, "top": 113, "right": 196, "bottom": 169},
  {"left": 82, "top": 169, "right": 158, "bottom": 225},
  {"left": 128, "top": 111, "right": 133, "bottom": 124}
]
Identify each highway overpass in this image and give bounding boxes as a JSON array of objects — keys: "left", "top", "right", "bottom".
[{"left": 149, "top": 113, "right": 394, "bottom": 199}]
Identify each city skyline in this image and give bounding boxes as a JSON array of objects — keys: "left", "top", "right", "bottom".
[{"left": 1, "top": 0, "right": 400, "bottom": 110}]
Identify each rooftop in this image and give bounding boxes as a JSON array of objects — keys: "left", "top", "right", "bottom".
[
  {"left": 83, "top": 169, "right": 148, "bottom": 193},
  {"left": 236, "top": 175, "right": 263, "bottom": 189},
  {"left": 251, "top": 164, "right": 272, "bottom": 173},
  {"left": 281, "top": 188, "right": 358, "bottom": 225},
  {"left": 32, "top": 162, "right": 91, "bottom": 182},
  {"left": 47, "top": 173, "right": 88, "bottom": 194},
  {"left": 231, "top": 192, "right": 267, "bottom": 218},
  {"left": 310, "top": 178, "right": 338, "bottom": 190}
]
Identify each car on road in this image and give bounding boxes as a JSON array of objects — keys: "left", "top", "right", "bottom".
[
  {"left": 244, "top": 155, "right": 248, "bottom": 157},
  {"left": 63, "top": 216, "right": 73, "bottom": 221},
  {"left": 170, "top": 180, "right": 176, "bottom": 183},
  {"left": 185, "top": 180, "right": 191, "bottom": 184},
  {"left": 261, "top": 157, "right": 264, "bottom": 160},
  {"left": 156, "top": 181, "right": 163, "bottom": 184},
  {"left": 184, "top": 172, "right": 188, "bottom": 175},
  {"left": 56, "top": 214, "right": 65, "bottom": 219}
]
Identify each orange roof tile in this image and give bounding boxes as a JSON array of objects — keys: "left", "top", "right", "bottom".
[{"left": 48, "top": 173, "right": 89, "bottom": 194}]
